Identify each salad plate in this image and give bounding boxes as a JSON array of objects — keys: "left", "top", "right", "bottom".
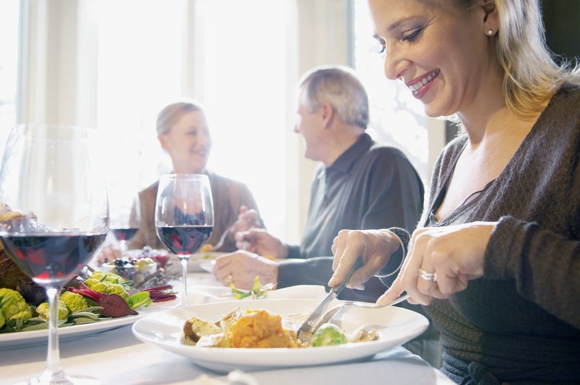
[
  {"left": 132, "top": 298, "right": 429, "bottom": 373},
  {"left": 0, "top": 299, "right": 177, "bottom": 350},
  {"left": 187, "top": 252, "right": 225, "bottom": 272}
]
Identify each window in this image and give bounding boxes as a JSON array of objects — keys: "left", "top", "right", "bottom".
[
  {"left": 94, "top": 0, "right": 293, "bottom": 238},
  {"left": 0, "top": 0, "right": 21, "bottom": 160}
]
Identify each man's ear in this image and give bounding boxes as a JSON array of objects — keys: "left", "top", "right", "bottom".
[{"left": 320, "top": 101, "right": 335, "bottom": 129}]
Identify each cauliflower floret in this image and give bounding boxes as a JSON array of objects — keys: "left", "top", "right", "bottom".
[
  {"left": 36, "top": 300, "right": 69, "bottom": 321},
  {"left": 85, "top": 280, "right": 130, "bottom": 302},
  {"left": 0, "top": 310, "right": 4, "bottom": 329},
  {"left": 0, "top": 288, "right": 33, "bottom": 328},
  {"left": 90, "top": 270, "right": 125, "bottom": 284},
  {"left": 60, "top": 291, "right": 89, "bottom": 313}
]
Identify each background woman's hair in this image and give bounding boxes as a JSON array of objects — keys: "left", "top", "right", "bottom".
[
  {"left": 298, "top": 65, "right": 370, "bottom": 129},
  {"left": 156, "top": 101, "right": 204, "bottom": 135},
  {"left": 451, "top": 0, "right": 580, "bottom": 118}
]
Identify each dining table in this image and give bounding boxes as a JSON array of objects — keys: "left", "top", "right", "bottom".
[{"left": 0, "top": 270, "right": 456, "bottom": 385}]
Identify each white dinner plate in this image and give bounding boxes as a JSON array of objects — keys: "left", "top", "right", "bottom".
[
  {"left": 0, "top": 299, "right": 178, "bottom": 350},
  {"left": 187, "top": 252, "right": 225, "bottom": 272},
  {"left": 132, "top": 298, "right": 429, "bottom": 373}
]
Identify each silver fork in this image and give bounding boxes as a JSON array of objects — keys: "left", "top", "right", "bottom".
[
  {"left": 209, "top": 218, "right": 241, "bottom": 252},
  {"left": 312, "top": 293, "right": 410, "bottom": 332}
]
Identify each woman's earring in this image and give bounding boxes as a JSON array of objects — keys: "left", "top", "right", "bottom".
[{"left": 487, "top": 29, "right": 494, "bottom": 35}]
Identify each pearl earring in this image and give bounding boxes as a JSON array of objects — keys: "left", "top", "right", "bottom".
[{"left": 487, "top": 29, "right": 494, "bottom": 35}]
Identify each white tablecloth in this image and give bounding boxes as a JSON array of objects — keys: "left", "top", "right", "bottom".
[{"left": 0, "top": 273, "right": 455, "bottom": 385}]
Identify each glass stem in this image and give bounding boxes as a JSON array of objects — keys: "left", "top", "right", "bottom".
[
  {"left": 180, "top": 257, "right": 189, "bottom": 307},
  {"left": 42, "top": 286, "right": 67, "bottom": 382}
]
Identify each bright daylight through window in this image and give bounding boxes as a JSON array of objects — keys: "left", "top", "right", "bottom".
[
  {"left": 0, "top": 1, "right": 20, "bottom": 161},
  {"left": 94, "top": 0, "right": 289, "bottom": 239}
]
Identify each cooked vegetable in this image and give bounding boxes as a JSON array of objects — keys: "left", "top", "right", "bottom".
[
  {"left": 60, "top": 291, "right": 90, "bottom": 313},
  {"left": 84, "top": 279, "right": 130, "bottom": 302},
  {"left": 36, "top": 301, "right": 69, "bottom": 321},
  {"left": 68, "top": 282, "right": 138, "bottom": 318},
  {"left": 230, "top": 276, "right": 271, "bottom": 299},
  {"left": 0, "top": 287, "right": 33, "bottom": 331},
  {"left": 311, "top": 323, "right": 347, "bottom": 347}
]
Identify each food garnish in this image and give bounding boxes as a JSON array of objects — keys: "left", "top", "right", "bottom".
[{"left": 229, "top": 276, "right": 272, "bottom": 300}]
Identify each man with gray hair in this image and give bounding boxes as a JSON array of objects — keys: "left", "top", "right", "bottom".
[
  {"left": 215, "top": 65, "right": 424, "bottom": 290},
  {"left": 213, "top": 66, "right": 439, "bottom": 365}
]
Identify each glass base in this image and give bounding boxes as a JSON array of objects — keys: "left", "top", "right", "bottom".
[{"left": 14, "top": 375, "right": 100, "bottom": 385}]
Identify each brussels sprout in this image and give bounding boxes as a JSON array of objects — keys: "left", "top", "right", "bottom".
[{"left": 311, "top": 323, "right": 347, "bottom": 347}]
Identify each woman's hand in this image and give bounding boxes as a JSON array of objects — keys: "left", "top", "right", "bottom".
[
  {"left": 233, "top": 205, "right": 263, "bottom": 233},
  {"left": 328, "top": 229, "right": 401, "bottom": 290},
  {"left": 234, "top": 228, "right": 288, "bottom": 259},
  {"left": 93, "top": 243, "right": 121, "bottom": 266},
  {"left": 378, "top": 221, "right": 496, "bottom": 306},
  {"left": 213, "top": 250, "right": 278, "bottom": 290}
]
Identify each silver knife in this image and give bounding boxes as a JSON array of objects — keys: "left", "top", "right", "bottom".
[{"left": 296, "top": 257, "right": 364, "bottom": 343}]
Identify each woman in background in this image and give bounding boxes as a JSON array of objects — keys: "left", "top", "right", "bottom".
[
  {"left": 329, "top": 0, "right": 580, "bottom": 383},
  {"left": 97, "top": 101, "right": 262, "bottom": 263}
]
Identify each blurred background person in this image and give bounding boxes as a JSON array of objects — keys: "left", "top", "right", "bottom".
[{"left": 96, "top": 101, "right": 263, "bottom": 264}]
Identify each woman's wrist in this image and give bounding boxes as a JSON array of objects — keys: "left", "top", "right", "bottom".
[{"left": 374, "top": 228, "right": 409, "bottom": 278}]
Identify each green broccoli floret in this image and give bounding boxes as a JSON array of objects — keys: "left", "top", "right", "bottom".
[
  {"left": 60, "top": 291, "right": 90, "bottom": 313},
  {"left": 0, "top": 308, "right": 5, "bottom": 329},
  {"left": 0, "top": 288, "right": 33, "bottom": 329},
  {"left": 36, "top": 300, "right": 69, "bottom": 321}
]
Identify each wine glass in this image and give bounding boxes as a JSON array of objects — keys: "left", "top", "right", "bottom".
[
  {"left": 0, "top": 124, "right": 108, "bottom": 385},
  {"left": 109, "top": 193, "right": 141, "bottom": 255},
  {"left": 155, "top": 174, "right": 213, "bottom": 307}
]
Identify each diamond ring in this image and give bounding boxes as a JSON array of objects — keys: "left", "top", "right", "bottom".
[{"left": 418, "top": 268, "right": 437, "bottom": 282}]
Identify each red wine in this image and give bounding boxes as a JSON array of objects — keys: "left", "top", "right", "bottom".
[
  {"left": 0, "top": 233, "right": 107, "bottom": 284},
  {"left": 111, "top": 228, "right": 139, "bottom": 242},
  {"left": 156, "top": 225, "right": 212, "bottom": 255}
]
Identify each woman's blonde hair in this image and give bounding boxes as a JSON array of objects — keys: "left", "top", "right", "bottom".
[
  {"left": 450, "top": 0, "right": 580, "bottom": 118},
  {"left": 156, "top": 101, "right": 204, "bottom": 135}
]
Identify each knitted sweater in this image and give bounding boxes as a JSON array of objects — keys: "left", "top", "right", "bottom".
[{"left": 423, "top": 83, "right": 580, "bottom": 384}]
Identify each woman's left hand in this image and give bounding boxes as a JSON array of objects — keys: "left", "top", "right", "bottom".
[
  {"left": 233, "top": 205, "right": 262, "bottom": 233},
  {"left": 379, "top": 221, "right": 496, "bottom": 306}
]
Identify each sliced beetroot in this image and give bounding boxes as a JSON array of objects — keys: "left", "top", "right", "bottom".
[{"left": 68, "top": 282, "right": 138, "bottom": 318}]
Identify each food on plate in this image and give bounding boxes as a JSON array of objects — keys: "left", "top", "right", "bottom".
[
  {"left": 199, "top": 244, "right": 213, "bottom": 253},
  {"left": 229, "top": 276, "right": 272, "bottom": 300},
  {"left": 184, "top": 308, "right": 304, "bottom": 348},
  {"left": 0, "top": 288, "right": 33, "bottom": 329},
  {"left": 311, "top": 323, "right": 347, "bottom": 347},
  {"left": 102, "top": 247, "right": 179, "bottom": 289},
  {"left": 182, "top": 307, "right": 378, "bottom": 348},
  {"left": 0, "top": 268, "right": 177, "bottom": 333},
  {"left": 101, "top": 258, "right": 157, "bottom": 287}
]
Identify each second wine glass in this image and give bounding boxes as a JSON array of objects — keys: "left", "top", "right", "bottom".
[
  {"left": 155, "top": 174, "right": 213, "bottom": 307},
  {"left": 109, "top": 193, "right": 141, "bottom": 256}
]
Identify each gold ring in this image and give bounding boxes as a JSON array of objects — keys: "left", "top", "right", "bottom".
[
  {"left": 224, "top": 274, "right": 233, "bottom": 284},
  {"left": 418, "top": 268, "right": 437, "bottom": 282}
]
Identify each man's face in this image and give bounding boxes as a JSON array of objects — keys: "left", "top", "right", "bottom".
[{"left": 294, "top": 85, "right": 325, "bottom": 161}]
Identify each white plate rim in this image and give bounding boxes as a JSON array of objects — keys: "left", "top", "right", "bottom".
[{"left": 132, "top": 298, "right": 429, "bottom": 373}]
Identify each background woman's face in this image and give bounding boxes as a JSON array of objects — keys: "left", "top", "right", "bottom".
[
  {"left": 160, "top": 110, "right": 212, "bottom": 174},
  {"left": 368, "top": 0, "right": 494, "bottom": 118}
]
